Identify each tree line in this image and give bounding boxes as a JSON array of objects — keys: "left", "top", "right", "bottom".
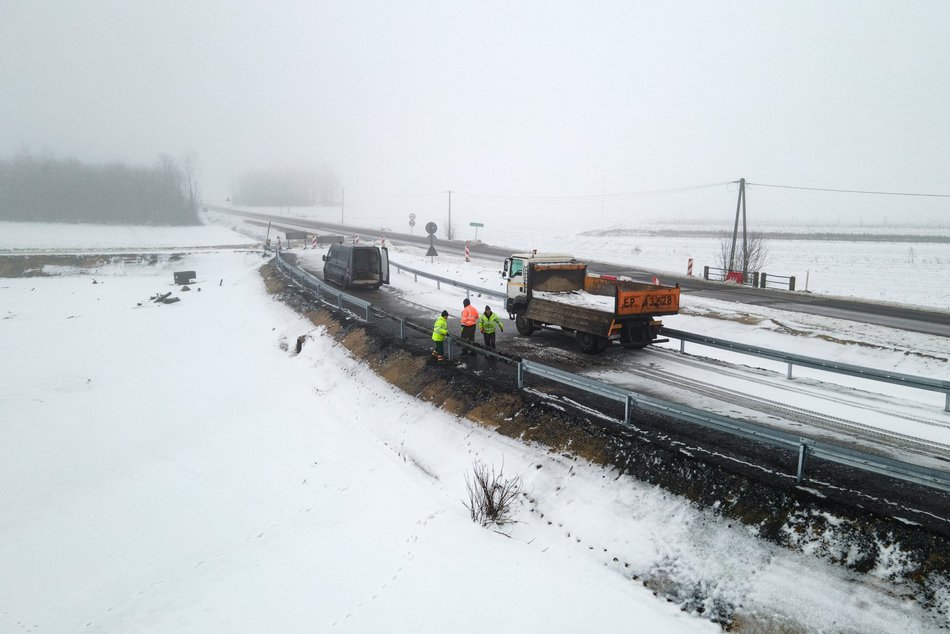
[{"left": 0, "top": 152, "right": 199, "bottom": 225}]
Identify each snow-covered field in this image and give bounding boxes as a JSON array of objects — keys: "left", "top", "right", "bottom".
[
  {"left": 0, "top": 220, "right": 256, "bottom": 251},
  {"left": 1, "top": 220, "right": 948, "bottom": 632}
]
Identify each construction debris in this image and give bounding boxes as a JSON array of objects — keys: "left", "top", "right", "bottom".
[{"left": 149, "top": 292, "right": 180, "bottom": 304}]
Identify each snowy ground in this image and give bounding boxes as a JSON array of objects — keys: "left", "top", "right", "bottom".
[
  {"left": 1, "top": 221, "right": 948, "bottom": 632},
  {"left": 0, "top": 220, "right": 256, "bottom": 252}
]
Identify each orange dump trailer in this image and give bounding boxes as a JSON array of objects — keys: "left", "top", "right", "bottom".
[{"left": 502, "top": 255, "right": 680, "bottom": 353}]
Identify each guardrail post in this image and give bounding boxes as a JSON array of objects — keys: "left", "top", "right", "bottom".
[
  {"left": 445, "top": 338, "right": 453, "bottom": 360},
  {"left": 624, "top": 394, "right": 635, "bottom": 425},
  {"left": 517, "top": 362, "right": 524, "bottom": 389},
  {"left": 760, "top": 272, "right": 768, "bottom": 288},
  {"left": 399, "top": 318, "right": 406, "bottom": 340},
  {"left": 437, "top": 280, "right": 441, "bottom": 290},
  {"left": 752, "top": 271, "right": 760, "bottom": 288},
  {"left": 365, "top": 305, "right": 371, "bottom": 321},
  {"left": 796, "top": 440, "right": 809, "bottom": 484},
  {"left": 945, "top": 392, "right": 949, "bottom": 412},
  {"left": 703, "top": 265, "right": 709, "bottom": 280},
  {"left": 337, "top": 294, "right": 342, "bottom": 309},
  {"left": 789, "top": 276, "right": 796, "bottom": 291},
  {"left": 679, "top": 338, "right": 685, "bottom": 353},
  {"left": 414, "top": 273, "right": 418, "bottom": 282},
  {"left": 787, "top": 362, "right": 793, "bottom": 380}
]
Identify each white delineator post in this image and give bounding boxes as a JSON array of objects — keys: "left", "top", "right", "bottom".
[
  {"left": 465, "top": 241, "right": 470, "bottom": 262},
  {"left": 311, "top": 235, "right": 317, "bottom": 249}
]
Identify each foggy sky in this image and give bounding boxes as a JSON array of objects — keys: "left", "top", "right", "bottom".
[{"left": 2, "top": 0, "right": 949, "bottom": 226}]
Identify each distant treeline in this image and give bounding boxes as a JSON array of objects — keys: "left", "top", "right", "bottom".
[
  {"left": 234, "top": 166, "right": 340, "bottom": 207},
  {"left": 0, "top": 153, "right": 199, "bottom": 225}
]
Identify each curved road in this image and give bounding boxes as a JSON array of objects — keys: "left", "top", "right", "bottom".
[{"left": 207, "top": 205, "right": 950, "bottom": 338}]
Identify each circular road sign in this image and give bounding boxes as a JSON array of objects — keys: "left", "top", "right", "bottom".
[
  {"left": 409, "top": 219, "right": 415, "bottom": 227},
  {"left": 425, "top": 221, "right": 437, "bottom": 235},
  {"left": 409, "top": 212, "right": 416, "bottom": 220}
]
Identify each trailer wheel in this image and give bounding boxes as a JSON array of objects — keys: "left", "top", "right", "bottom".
[
  {"left": 576, "top": 331, "right": 607, "bottom": 354},
  {"left": 515, "top": 313, "right": 535, "bottom": 336},
  {"left": 621, "top": 322, "right": 651, "bottom": 349}
]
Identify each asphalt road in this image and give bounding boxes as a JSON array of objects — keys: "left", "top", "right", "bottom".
[{"left": 208, "top": 205, "right": 950, "bottom": 338}]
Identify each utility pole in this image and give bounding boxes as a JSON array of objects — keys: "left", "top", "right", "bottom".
[
  {"left": 728, "top": 178, "right": 747, "bottom": 274},
  {"left": 341, "top": 187, "right": 345, "bottom": 225},
  {"left": 447, "top": 189, "right": 453, "bottom": 240}
]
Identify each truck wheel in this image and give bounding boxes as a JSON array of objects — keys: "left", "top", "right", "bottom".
[
  {"left": 621, "top": 322, "right": 651, "bottom": 349},
  {"left": 576, "top": 331, "right": 605, "bottom": 354},
  {"left": 515, "top": 314, "right": 535, "bottom": 336},
  {"left": 596, "top": 337, "right": 610, "bottom": 352}
]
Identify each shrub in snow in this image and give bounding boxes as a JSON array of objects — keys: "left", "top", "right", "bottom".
[{"left": 464, "top": 460, "right": 522, "bottom": 527}]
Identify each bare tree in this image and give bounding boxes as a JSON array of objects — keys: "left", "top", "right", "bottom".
[
  {"left": 181, "top": 151, "right": 200, "bottom": 212},
  {"left": 464, "top": 460, "right": 522, "bottom": 527},
  {"left": 716, "top": 231, "right": 770, "bottom": 276}
]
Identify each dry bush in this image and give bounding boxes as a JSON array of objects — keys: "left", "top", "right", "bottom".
[
  {"left": 717, "top": 231, "right": 770, "bottom": 275},
  {"left": 464, "top": 460, "right": 522, "bottom": 527}
]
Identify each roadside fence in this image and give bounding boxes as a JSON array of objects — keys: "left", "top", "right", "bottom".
[{"left": 703, "top": 266, "right": 796, "bottom": 291}]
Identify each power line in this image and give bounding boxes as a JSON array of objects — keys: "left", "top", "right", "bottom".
[
  {"left": 747, "top": 182, "right": 950, "bottom": 199},
  {"left": 454, "top": 181, "right": 733, "bottom": 203},
  {"left": 336, "top": 181, "right": 733, "bottom": 205}
]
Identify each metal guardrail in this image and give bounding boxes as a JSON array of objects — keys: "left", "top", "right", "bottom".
[
  {"left": 393, "top": 259, "right": 948, "bottom": 412},
  {"left": 519, "top": 360, "right": 950, "bottom": 493},
  {"left": 661, "top": 327, "right": 950, "bottom": 412},
  {"left": 391, "top": 261, "right": 507, "bottom": 300},
  {"left": 273, "top": 251, "right": 950, "bottom": 494}
]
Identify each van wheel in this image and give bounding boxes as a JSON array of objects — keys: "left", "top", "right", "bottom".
[{"left": 515, "top": 314, "right": 535, "bottom": 336}]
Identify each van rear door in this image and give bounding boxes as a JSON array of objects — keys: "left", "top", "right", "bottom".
[{"left": 380, "top": 247, "right": 390, "bottom": 284}]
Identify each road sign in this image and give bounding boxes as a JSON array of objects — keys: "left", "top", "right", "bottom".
[
  {"left": 469, "top": 221, "right": 484, "bottom": 240},
  {"left": 409, "top": 213, "right": 416, "bottom": 220},
  {"left": 409, "top": 219, "right": 415, "bottom": 227},
  {"left": 425, "top": 222, "right": 437, "bottom": 235}
]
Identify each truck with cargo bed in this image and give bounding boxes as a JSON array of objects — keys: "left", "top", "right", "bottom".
[{"left": 502, "top": 252, "right": 680, "bottom": 353}]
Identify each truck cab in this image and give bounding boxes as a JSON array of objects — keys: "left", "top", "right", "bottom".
[{"left": 503, "top": 252, "right": 576, "bottom": 317}]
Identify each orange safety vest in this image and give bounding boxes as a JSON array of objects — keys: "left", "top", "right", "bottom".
[{"left": 461, "top": 304, "right": 479, "bottom": 326}]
